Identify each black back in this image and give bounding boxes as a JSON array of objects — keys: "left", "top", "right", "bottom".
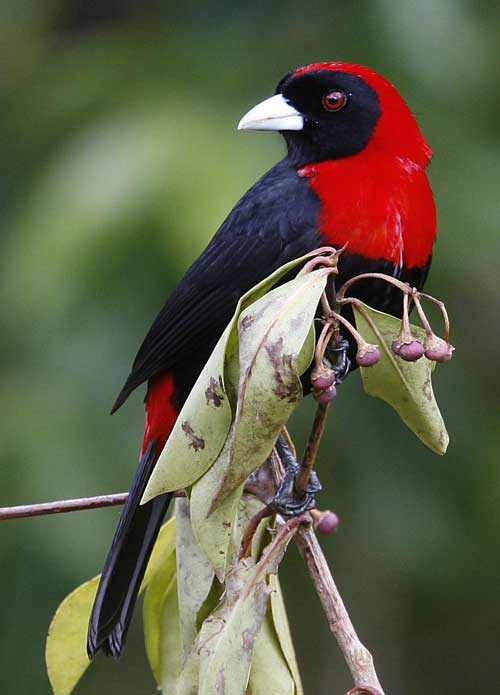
[{"left": 113, "top": 158, "right": 321, "bottom": 410}]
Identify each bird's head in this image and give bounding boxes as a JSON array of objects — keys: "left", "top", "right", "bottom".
[{"left": 238, "top": 62, "right": 432, "bottom": 168}]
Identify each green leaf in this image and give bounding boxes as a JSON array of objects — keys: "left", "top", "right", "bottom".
[
  {"left": 213, "top": 270, "right": 327, "bottom": 503},
  {"left": 353, "top": 302, "right": 449, "bottom": 454},
  {"left": 174, "top": 639, "right": 202, "bottom": 695},
  {"left": 143, "top": 552, "right": 177, "bottom": 684},
  {"left": 142, "top": 251, "right": 323, "bottom": 504},
  {"left": 45, "top": 576, "right": 100, "bottom": 695},
  {"left": 174, "top": 580, "right": 222, "bottom": 695},
  {"left": 175, "top": 498, "right": 215, "bottom": 656},
  {"left": 190, "top": 459, "right": 244, "bottom": 581},
  {"left": 226, "top": 494, "right": 270, "bottom": 569},
  {"left": 190, "top": 484, "right": 270, "bottom": 583},
  {"left": 142, "top": 515, "right": 177, "bottom": 587},
  {"left": 159, "top": 577, "right": 184, "bottom": 694},
  {"left": 142, "top": 324, "right": 234, "bottom": 501},
  {"left": 247, "top": 608, "right": 296, "bottom": 695},
  {"left": 197, "top": 559, "right": 271, "bottom": 695},
  {"left": 46, "top": 517, "right": 176, "bottom": 695},
  {"left": 269, "top": 574, "right": 304, "bottom": 695},
  {"left": 196, "top": 520, "right": 296, "bottom": 695},
  {"left": 189, "top": 269, "right": 324, "bottom": 578}
]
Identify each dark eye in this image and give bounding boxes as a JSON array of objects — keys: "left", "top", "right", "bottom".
[{"left": 322, "top": 90, "right": 348, "bottom": 112}]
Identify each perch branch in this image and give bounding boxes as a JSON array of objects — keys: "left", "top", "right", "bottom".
[
  {"left": 294, "top": 518, "right": 385, "bottom": 694},
  {"left": 0, "top": 489, "right": 187, "bottom": 520},
  {"left": 295, "top": 402, "right": 330, "bottom": 495},
  {"left": 0, "top": 493, "right": 130, "bottom": 520}
]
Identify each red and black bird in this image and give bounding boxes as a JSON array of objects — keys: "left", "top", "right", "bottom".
[{"left": 87, "top": 62, "right": 436, "bottom": 658}]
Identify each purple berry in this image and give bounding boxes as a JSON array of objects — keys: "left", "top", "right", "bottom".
[
  {"left": 391, "top": 339, "right": 402, "bottom": 356},
  {"left": 356, "top": 344, "right": 381, "bottom": 367},
  {"left": 425, "top": 336, "right": 454, "bottom": 362},
  {"left": 392, "top": 338, "right": 424, "bottom": 361},
  {"left": 314, "top": 382, "right": 337, "bottom": 404},
  {"left": 315, "top": 511, "right": 339, "bottom": 535},
  {"left": 311, "top": 368, "right": 336, "bottom": 390},
  {"left": 397, "top": 340, "right": 425, "bottom": 362}
]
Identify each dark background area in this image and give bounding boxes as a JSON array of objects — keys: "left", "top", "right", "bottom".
[{"left": 1, "top": 1, "right": 499, "bottom": 693}]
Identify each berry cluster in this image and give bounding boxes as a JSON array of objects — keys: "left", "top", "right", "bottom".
[
  {"left": 305, "top": 251, "right": 454, "bottom": 404},
  {"left": 391, "top": 292, "right": 453, "bottom": 363}
]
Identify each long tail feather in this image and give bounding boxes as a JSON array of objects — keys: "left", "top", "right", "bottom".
[{"left": 87, "top": 443, "right": 172, "bottom": 658}]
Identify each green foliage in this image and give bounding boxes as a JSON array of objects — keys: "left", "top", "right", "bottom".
[
  {"left": 353, "top": 303, "right": 449, "bottom": 455},
  {"left": 189, "top": 269, "right": 326, "bottom": 579},
  {"left": 143, "top": 552, "right": 178, "bottom": 684},
  {"left": 45, "top": 254, "right": 451, "bottom": 695},
  {"left": 46, "top": 518, "right": 176, "bottom": 695},
  {"left": 248, "top": 610, "right": 298, "bottom": 695},
  {"left": 45, "top": 576, "right": 100, "bottom": 695},
  {"left": 195, "top": 540, "right": 292, "bottom": 695},
  {"left": 175, "top": 498, "right": 215, "bottom": 656},
  {"left": 142, "top": 251, "right": 323, "bottom": 503},
  {"left": 268, "top": 575, "right": 304, "bottom": 693},
  {"left": 210, "top": 270, "right": 324, "bottom": 503}
]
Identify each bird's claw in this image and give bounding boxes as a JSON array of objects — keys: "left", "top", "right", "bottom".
[
  {"left": 271, "top": 468, "right": 322, "bottom": 516},
  {"left": 325, "top": 336, "right": 351, "bottom": 384},
  {"left": 271, "top": 435, "right": 322, "bottom": 516}
]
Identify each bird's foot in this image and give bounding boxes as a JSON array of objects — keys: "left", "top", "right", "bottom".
[{"left": 270, "top": 434, "right": 322, "bottom": 516}]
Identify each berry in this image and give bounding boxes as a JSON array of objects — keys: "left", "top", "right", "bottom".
[
  {"left": 315, "top": 510, "right": 339, "bottom": 534},
  {"left": 356, "top": 344, "right": 381, "bottom": 367},
  {"left": 314, "top": 382, "right": 337, "bottom": 404},
  {"left": 425, "top": 335, "right": 454, "bottom": 362},
  {"left": 311, "top": 366, "right": 336, "bottom": 390},
  {"left": 392, "top": 339, "right": 424, "bottom": 362}
]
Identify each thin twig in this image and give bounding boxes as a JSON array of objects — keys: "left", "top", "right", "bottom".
[
  {"left": 0, "top": 493, "right": 130, "bottom": 520},
  {"left": 239, "top": 504, "right": 274, "bottom": 559},
  {"left": 337, "top": 271, "right": 410, "bottom": 300},
  {"left": 0, "top": 489, "right": 188, "bottom": 520},
  {"left": 315, "top": 320, "right": 335, "bottom": 365},
  {"left": 295, "top": 402, "right": 330, "bottom": 496},
  {"left": 294, "top": 519, "right": 385, "bottom": 694},
  {"left": 418, "top": 292, "right": 451, "bottom": 342},
  {"left": 331, "top": 310, "right": 367, "bottom": 347},
  {"left": 401, "top": 291, "right": 412, "bottom": 337}
]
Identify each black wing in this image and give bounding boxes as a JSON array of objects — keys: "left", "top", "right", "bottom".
[{"left": 112, "top": 159, "right": 320, "bottom": 411}]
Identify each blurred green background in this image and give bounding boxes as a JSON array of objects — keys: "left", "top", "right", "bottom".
[{"left": 1, "top": 1, "right": 499, "bottom": 693}]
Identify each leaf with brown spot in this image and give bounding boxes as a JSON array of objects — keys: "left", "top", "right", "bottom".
[
  {"left": 175, "top": 498, "right": 215, "bottom": 657},
  {"left": 196, "top": 524, "right": 296, "bottom": 695},
  {"left": 205, "top": 376, "right": 225, "bottom": 407},
  {"left": 190, "top": 451, "right": 244, "bottom": 581},
  {"left": 353, "top": 302, "right": 449, "bottom": 454},
  {"left": 142, "top": 250, "right": 327, "bottom": 503},
  {"left": 212, "top": 269, "right": 327, "bottom": 504},
  {"left": 181, "top": 421, "right": 205, "bottom": 452},
  {"left": 142, "top": 321, "right": 234, "bottom": 501}
]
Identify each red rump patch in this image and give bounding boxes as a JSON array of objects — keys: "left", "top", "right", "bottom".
[{"left": 142, "top": 372, "right": 179, "bottom": 456}]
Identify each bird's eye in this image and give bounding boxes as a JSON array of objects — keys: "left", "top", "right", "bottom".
[{"left": 322, "top": 90, "right": 348, "bottom": 112}]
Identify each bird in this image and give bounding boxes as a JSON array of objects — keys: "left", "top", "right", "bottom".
[{"left": 87, "top": 61, "right": 436, "bottom": 659}]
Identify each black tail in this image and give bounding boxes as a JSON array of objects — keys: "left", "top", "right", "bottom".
[{"left": 87, "top": 443, "right": 172, "bottom": 658}]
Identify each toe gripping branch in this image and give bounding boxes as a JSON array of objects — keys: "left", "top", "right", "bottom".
[
  {"left": 270, "top": 434, "right": 322, "bottom": 516},
  {"left": 325, "top": 336, "right": 351, "bottom": 384}
]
